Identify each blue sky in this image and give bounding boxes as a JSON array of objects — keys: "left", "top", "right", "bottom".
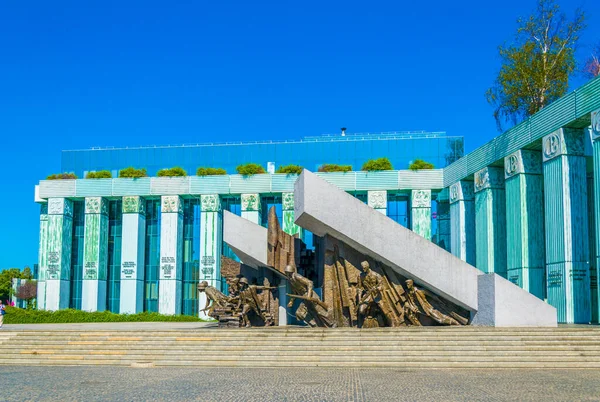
[{"left": 0, "top": 0, "right": 598, "bottom": 269}]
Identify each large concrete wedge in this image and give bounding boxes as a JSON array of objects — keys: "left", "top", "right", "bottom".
[
  {"left": 294, "top": 170, "right": 556, "bottom": 326},
  {"left": 222, "top": 210, "right": 268, "bottom": 269}
]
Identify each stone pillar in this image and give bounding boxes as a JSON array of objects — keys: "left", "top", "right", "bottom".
[
  {"left": 474, "top": 167, "right": 507, "bottom": 277},
  {"left": 81, "top": 197, "right": 109, "bottom": 312},
  {"left": 410, "top": 190, "right": 431, "bottom": 240},
  {"left": 282, "top": 192, "right": 303, "bottom": 237},
  {"left": 45, "top": 198, "right": 73, "bottom": 311},
  {"left": 504, "top": 150, "right": 545, "bottom": 299},
  {"left": 543, "top": 128, "right": 590, "bottom": 324},
  {"left": 241, "top": 193, "right": 261, "bottom": 224},
  {"left": 367, "top": 190, "right": 387, "bottom": 215},
  {"left": 199, "top": 194, "right": 222, "bottom": 319},
  {"left": 449, "top": 181, "right": 476, "bottom": 265},
  {"left": 119, "top": 196, "right": 146, "bottom": 314},
  {"left": 159, "top": 196, "right": 183, "bottom": 315},
  {"left": 591, "top": 109, "right": 600, "bottom": 322},
  {"left": 37, "top": 204, "right": 48, "bottom": 310},
  {"left": 436, "top": 189, "right": 451, "bottom": 252}
]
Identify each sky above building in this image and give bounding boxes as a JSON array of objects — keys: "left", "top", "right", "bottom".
[{"left": 0, "top": 0, "right": 598, "bottom": 269}]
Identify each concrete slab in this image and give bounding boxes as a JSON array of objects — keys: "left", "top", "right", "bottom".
[{"left": 223, "top": 210, "right": 268, "bottom": 269}]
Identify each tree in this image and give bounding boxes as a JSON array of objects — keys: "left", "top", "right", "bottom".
[
  {"left": 361, "top": 158, "right": 393, "bottom": 171},
  {"left": 583, "top": 43, "right": 600, "bottom": 78},
  {"left": 119, "top": 167, "right": 147, "bottom": 178},
  {"left": 409, "top": 159, "right": 435, "bottom": 171},
  {"left": 275, "top": 164, "right": 303, "bottom": 174},
  {"left": 486, "top": 0, "right": 585, "bottom": 131},
  {"left": 236, "top": 163, "right": 266, "bottom": 175},
  {"left": 0, "top": 268, "right": 23, "bottom": 302},
  {"left": 15, "top": 281, "right": 37, "bottom": 309}
]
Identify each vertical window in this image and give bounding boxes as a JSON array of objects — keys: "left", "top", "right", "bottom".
[
  {"left": 106, "top": 200, "right": 122, "bottom": 313},
  {"left": 221, "top": 196, "right": 241, "bottom": 261},
  {"left": 69, "top": 201, "right": 85, "bottom": 309},
  {"left": 144, "top": 199, "right": 161, "bottom": 312},
  {"left": 182, "top": 199, "right": 200, "bottom": 316},
  {"left": 260, "top": 195, "right": 282, "bottom": 228},
  {"left": 386, "top": 193, "right": 409, "bottom": 228}
]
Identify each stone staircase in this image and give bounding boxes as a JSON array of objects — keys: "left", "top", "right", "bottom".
[{"left": 1, "top": 327, "right": 600, "bottom": 368}]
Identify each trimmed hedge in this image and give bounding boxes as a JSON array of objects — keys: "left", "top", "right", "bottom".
[
  {"left": 236, "top": 163, "right": 266, "bottom": 175},
  {"left": 318, "top": 164, "right": 352, "bottom": 173},
  {"left": 362, "top": 157, "right": 393, "bottom": 171},
  {"left": 85, "top": 170, "right": 112, "bottom": 179},
  {"left": 119, "top": 167, "right": 148, "bottom": 178},
  {"left": 197, "top": 167, "right": 227, "bottom": 176},
  {"left": 3, "top": 308, "right": 206, "bottom": 324},
  {"left": 409, "top": 159, "right": 435, "bottom": 171},
  {"left": 276, "top": 164, "right": 303, "bottom": 174},
  {"left": 157, "top": 167, "right": 187, "bottom": 177},
  {"left": 46, "top": 173, "right": 77, "bottom": 180}
]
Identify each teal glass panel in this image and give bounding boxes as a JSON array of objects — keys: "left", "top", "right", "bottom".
[
  {"left": 106, "top": 200, "right": 122, "bottom": 313},
  {"left": 69, "top": 201, "right": 85, "bottom": 309},
  {"left": 144, "top": 199, "right": 161, "bottom": 312},
  {"left": 182, "top": 199, "right": 200, "bottom": 316},
  {"left": 221, "top": 196, "right": 241, "bottom": 261},
  {"left": 260, "top": 195, "right": 282, "bottom": 228},
  {"left": 386, "top": 193, "right": 409, "bottom": 228}
]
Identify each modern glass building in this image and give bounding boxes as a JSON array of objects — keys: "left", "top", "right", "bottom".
[
  {"left": 61, "top": 131, "right": 464, "bottom": 178},
  {"left": 33, "top": 75, "right": 600, "bottom": 324}
]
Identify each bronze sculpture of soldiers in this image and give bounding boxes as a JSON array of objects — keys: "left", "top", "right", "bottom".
[
  {"left": 405, "top": 279, "right": 461, "bottom": 326},
  {"left": 237, "top": 277, "right": 274, "bottom": 327},
  {"left": 285, "top": 265, "right": 335, "bottom": 327},
  {"left": 197, "top": 280, "right": 233, "bottom": 318}
]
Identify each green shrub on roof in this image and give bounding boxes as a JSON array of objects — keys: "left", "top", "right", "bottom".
[
  {"left": 408, "top": 159, "right": 435, "bottom": 171},
  {"left": 361, "top": 157, "right": 393, "bottom": 171},
  {"left": 119, "top": 167, "right": 148, "bottom": 178},
  {"left": 46, "top": 173, "right": 77, "bottom": 180},
  {"left": 318, "top": 164, "right": 352, "bottom": 173},
  {"left": 197, "top": 167, "right": 227, "bottom": 176},
  {"left": 85, "top": 170, "right": 112, "bottom": 179},
  {"left": 157, "top": 167, "right": 187, "bottom": 177},
  {"left": 236, "top": 163, "right": 266, "bottom": 175},
  {"left": 276, "top": 164, "right": 303, "bottom": 174}
]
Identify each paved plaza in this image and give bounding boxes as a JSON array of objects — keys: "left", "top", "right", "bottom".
[{"left": 1, "top": 366, "right": 599, "bottom": 401}]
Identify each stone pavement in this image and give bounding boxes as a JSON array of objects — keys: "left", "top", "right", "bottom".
[{"left": 1, "top": 366, "right": 599, "bottom": 401}]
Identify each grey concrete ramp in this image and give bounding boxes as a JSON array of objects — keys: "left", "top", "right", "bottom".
[
  {"left": 222, "top": 210, "right": 268, "bottom": 269},
  {"left": 294, "top": 170, "right": 556, "bottom": 326}
]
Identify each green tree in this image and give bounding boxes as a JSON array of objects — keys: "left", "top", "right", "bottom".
[
  {"left": 118, "top": 167, "right": 147, "bottom": 178},
  {"left": 236, "top": 163, "right": 266, "bottom": 175},
  {"left": 46, "top": 173, "right": 77, "bottom": 180},
  {"left": 157, "top": 167, "right": 187, "bottom": 177},
  {"left": 361, "top": 157, "right": 393, "bottom": 171},
  {"left": 0, "top": 268, "right": 23, "bottom": 302},
  {"left": 409, "top": 159, "right": 435, "bottom": 171},
  {"left": 85, "top": 170, "right": 112, "bottom": 179},
  {"left": 486, "top": 0, "right": 585, "bottom": 131},
  {"left": 196, "top": 167, "right": 227, "bottom": 176},
  {"left": 318, "top": 164, "right": 352, "bottom": 173},
  {"left": 275, "top": 164, "right": 303, "bottom": 174}
]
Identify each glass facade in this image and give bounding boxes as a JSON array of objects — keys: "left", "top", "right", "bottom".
[
  {"left": 387, "top": 193, "right": 409, "bottom": 228},
  {"left": 221, "top": 196, "right": 241, "bottom": 261},
  {"left": 182, "top": 199, "right": 200, "bottom": 316},
  {"left": 260, "top": 195, "right": 282, "bottom": 228},
  {"left": 106, "top": 200, "right": 122, "bottom": 313},
  {"left": 69, "top": 201, "right": 85, "bottom": 309},
  {"left": 61, "top": 132, "right": 464, "bottom": 177},
  {"left": 144, "top": 199, "right": 161, "bottom": 312}
]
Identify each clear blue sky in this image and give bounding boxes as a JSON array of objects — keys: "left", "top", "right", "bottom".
[{"left": 0, "top": 0, "right": 598, "bottom": 269}]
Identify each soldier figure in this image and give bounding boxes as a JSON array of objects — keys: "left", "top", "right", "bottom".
[
  {"left": 197, "top": 280, "right": 232, "bottom": 318},
  {"left": 237, "top": 277, "right": 272, "bottom": 327},
  {"left": 285, "top": 265, "right": 335, "bottom": 328},
  {"left": 405, "top": 279, "right": 460, "bottom": 326}
]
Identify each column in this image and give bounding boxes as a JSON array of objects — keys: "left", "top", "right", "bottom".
[
  {"left": 436, "top": 189, "right": 451, "bottom": 252},
  {"left": 45, "top": 198, "right": 73, "bottom": 311},
  {"left": 367, "top": 190, "right": 387, "bottom": 215},
  {"left": 37, "top": 203, "right": 48, "bottom": 310},
  {"left": 159, "top": 195, "right": 183, "bottom": 315},
  {"left": 82, "top": 197, "right": 109, "bottom": 312},
  {"left": 410, "top": 190, "right": 431, "bottom": 240},
  {"left": 199, "top": 194, "right": 222, "bottom": 319},
  {"left": 474, "top": 167, "right": 507, "bottom": 277},
  {"left": 591, "top": 109, "right": 600, "bottom": 322},
  {"left": 449, "top": 181, "right": 476, "bottom": 265},
  {"left": 282, "top": 192, "right": 303, "bottom": 237},
  {"left": 119, "top": 196, "right": 146, "bottom": 314},
  {"left": 587, "top": 173, "right": 598, "bottom": 323},
  {"left": 241, "top": 193, "right": 261, "bottom": 224},
  {"left": 504, "top": 150, "right": 545, "bottom": 299},
  {"left": 543, "top": 128, "right": 590, "bottom": 324}
]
